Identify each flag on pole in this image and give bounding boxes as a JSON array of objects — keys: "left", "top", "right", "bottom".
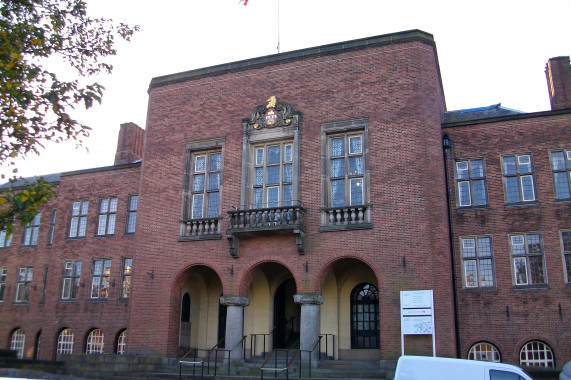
[{"left": 238, "top": 0, "right": 248, "bottom": 5}]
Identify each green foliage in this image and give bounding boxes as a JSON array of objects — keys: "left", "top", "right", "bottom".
[{"left": 0, "top": 0, "right": 138, "bottom": 231}]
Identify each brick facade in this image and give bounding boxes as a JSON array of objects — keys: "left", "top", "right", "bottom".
[{"left": 0, "top": 29, "right": 569, "bottom": 372}]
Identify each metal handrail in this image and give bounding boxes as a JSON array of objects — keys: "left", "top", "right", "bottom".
[
  {"left": 299, "top": 336, "right": 322, "bottom": 378},
  {"left": 250, "top": 329, "right": 274, "bottom": 359},
  {"left": 178, "top": 348, "right": 204, "bottom": 380},
  {"left": 205, "top": 335, "right": 247, "bottom": 376}
]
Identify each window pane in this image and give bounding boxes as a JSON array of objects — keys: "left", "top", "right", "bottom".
[
  {"left": 477, "top": 237, "right": 492, "bottom": 257},
  {"left": 331, "top": 158, "right": 345, "bottom": 178},
  {"left": 462, "top": 239, "right": 476, "bottom": 258},
  {"left": 331, "top": 137, "right": 344, "bottom": 157},
  {"left": 527, "top": 234, "right": 541, "bottom": 253},
  {"left": 195, "top": 156, "right": 205, "bottom": 172},
  {"left": 503, "top": 156, "right": 517, "bottom": 175},
  {"left": 331, "top": 179, "right": 345, "bottom": 207},
  {"left": 266, "top": 166, "right": 280, "bottom": 185},
  {"left": 350, "top": 178, "right": 363, "bottom": 205},
  {"left": 511, "top": 236, "right": 525, "bottom": 255},
  {"left": 267, "top": 145, "right": 280, "bottom": 165},
  {"left": 458, "top": 181, "right": 471, "bottom": 206},
  {"left": 267, "top": 187, "right": 279, "bottom": 208},
  {"left": 192, "top": 195, "right": 203, "bottom": 219},
  {"left": 554, "top": 172, "right": 570, "bottom": 199},
  {"left": 472, "top": 179, "right": 487, "bottom": 205},
  {"left": 552, "top": 152, "right": 566, "bottom": 170},
  {"left": 520, "top": 175, "right": 535, "bottom": 201},
  {"left": 349, "top": 136, "right": 362, "bottom": 154},
  {"left": 193, "top": 173, "right": 205, "bottom": 192},
  {"left": 471, "top": 160, "right": 484, "bottom": 177},
  {"left": 283, "top": 164, "right": 292, "bottom": 183},
  {"left": 256, "top": 148, "right": 264, "bottom": 165},
  {"left": 255, "top": 167, "right": 263, "bottom": 186},
  {"left": 207, "top": 192, "right": 219, "bottom": 217},
  {"left": 80, "top": 201, "right": 89, "bottom": 215},
  {"left": 97, "top": 215, "right": 107, "bottom": 235},
  {"left": 254, "top": 188, "right": 263, "bottom": 208},
  {"left": 529, "top": 256, "right": 545, "bottom": 284},
  {"left": 349, "top": 156, "right": 363, "bottom": 176},
  {"left": 100, "top": 199, "right": 109, "bottom": 213},
  {"left": 514, "top": 258, "right": 528, "bottom": 285},
  {"left": 465, "top": 260, "right": 477, "bottom": 287},
  {"left": 283, "top": 185, "right": 292, "bottom": 206},
  {"left": 284, "top": 145, "right": 292, "bottom": 162},
  {"left": 518, "top": 155, "right": 532, "bottom": 173},
  {"left": 479, "top": 259, "right": 494, "bottom": 287},
  {"left": 505, "top": 177, "right": 520, "bottom": 203},
  {"left": 208, "top": 173, "right": 220, "bottom": 190},
  {"left": 456, "top": 161, "right": 469, "bottom": 179},
  {"left": 209, "top": 153, "right": 221, "bottom": 171}
]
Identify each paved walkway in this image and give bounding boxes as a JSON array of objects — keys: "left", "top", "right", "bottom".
[{"left": 0, "top": 368, "right": 90, "bottom": 379}]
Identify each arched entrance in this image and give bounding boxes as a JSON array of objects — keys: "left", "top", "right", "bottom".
[
  {"left": 273, "top": 278, "right": 299, "bottom": 348},
  {"left": 350, "top": 283, "right": 380, "bottom": 349}
]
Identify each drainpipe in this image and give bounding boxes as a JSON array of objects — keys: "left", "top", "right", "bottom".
[{"left": 442, "top": 134, "right": 461, "bottom": 359}]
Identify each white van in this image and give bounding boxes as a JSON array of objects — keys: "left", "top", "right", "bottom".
[{"left": 394, "top": 356, "right": 533, "bottom": 380}]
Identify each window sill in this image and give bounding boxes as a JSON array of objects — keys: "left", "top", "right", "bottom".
[
  {"left": 12, "top": 302, "right": 30, "bottom": 306},
  {"left": 462, "top": 286, "right": 497, "bottom": 293},
  {"left": 94, "top": 234, "right": 115, "bottom": 238},
  {"left": 179, "top": 234, "right": 222, "bottom": 242},
  {"left": 555, "top": 198, "right": 571, "bottom": 204},
  {"left": 504, "top": 201, "right": 539, "bottom": 207},
  {"left": 513, "top": 283, "right": 549, "bottom": 290},
  {"left": 455, "top": 205, "right": 490, "bottom": 211},
  {"left": 565, "top": 283, "right": 571, "bottom": 289},
  {"left": 66, "top": 237, "right": 86, "bottom": 241},
  {"left": 320, "top": 223, "right": 373, "bottom": 232},
  {"left": 58, "top": 299, "right": 79, "bottom": 303},
  {"left": 88, "top": 298, "right": 109, "bottom": 302}
]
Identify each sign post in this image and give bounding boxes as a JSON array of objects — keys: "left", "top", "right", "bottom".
[{"left": 400, "top": 290, "right": 435, "bottom": 356}]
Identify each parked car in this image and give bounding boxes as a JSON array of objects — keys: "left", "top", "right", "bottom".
[{"left": 394, "top": 355, "right": 533, "bottom": 380}]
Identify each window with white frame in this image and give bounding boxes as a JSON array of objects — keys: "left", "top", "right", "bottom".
[
  {"left": 69, "top": 201, "right": 89, "bottom": 238},
  {"left": 0, "top": 229, "right": 12, "bottom": 248},
  {"left": 189, "top": 151, "right": 221, "bottom": 218},
  {"left": 90, "top": 259, "right": 111, "bottom": 299},
  {"left": 61, "top": 260, "right": 81, "bottom": 300},
  {"left": 561, "top": 230, "right": 571, "bottom": 284},
  {"left": 461, "top": 236, "right": 495, "bottom": 288},
  {"left": 22, "top": 213, "right": 41, "bottom": 246},
  {"left": 56, "top": 329, "right": 74, "bottom": 355},
  {"left": 252, "top": 142, "right": 293, "bottom": 208},
  {"left": 0, "top": 267, "right": 7, "bottom": 302},
  {"left": 551, "top": 149, "right": 571, "bottom": 200},
  {"left": 10, "top": 329, "right": 25, "bottom": 359},
  {"left": 15, "top": 267, "right": 33, "bottom": 302},
  {"left": 468, "top": 342, "right": 501, "bottom": 362},
  {"left": 328, "top": 133, "right": 365, "bottom": 207},
  {"left": 126, "top": 195, "right": 138, "bottom": 234},
  {"left": 86, "top": 329, "right": 104, "bottom": 354},
  {"left": 510, "top": 233, "right": 546, "bottom": 286},
  {"left": 502, "top": 154, "right": 536, "bottom": 203},
  {"left": 116, "top": 330, "right": 127, "bottom": 354},
  {"left": 47, "top": 209, "right": 56, "bottom": 245},
  {"left": 456, "top": 159, "right": 487, "bottom": 206},
  {"left": 120, "top": 258, "right": 132, "bottom": 298},
  {"left": 97, "top": 197, "right": 117, "bottom": 236},
  {"left": 519, "top": 341, "right": 554, "bottom": 368}
]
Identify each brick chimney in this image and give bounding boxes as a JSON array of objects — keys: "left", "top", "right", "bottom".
[
  {"left": 545, "top": 56, "right": 571, "bottom": 110},
  {"left": 114, "top": 122, "right": 145, "bottom": 166}
]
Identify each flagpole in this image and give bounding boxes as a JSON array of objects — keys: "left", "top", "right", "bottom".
[{"left": 277, "top": 0, "right": 280, "bottom": 53}]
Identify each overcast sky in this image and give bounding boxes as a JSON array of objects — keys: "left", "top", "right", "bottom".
[{"left": 3, "top": 0, "right": 570, "bottom": 179}]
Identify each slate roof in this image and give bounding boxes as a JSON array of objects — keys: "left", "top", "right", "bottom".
[
  {"left": 0, "top": 173, "right": 61, "bottom": 190},
  {"left": 443, "top": 103, "right": 524, "bottom": 124}
]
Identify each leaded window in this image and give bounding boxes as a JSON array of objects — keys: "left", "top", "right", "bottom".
[
  {"left": 468, "top": 342, "right": 501, "bottom": 362},
  {"left": 252, "top": 142, "right": 293, "bottom": 208},
  {"left": 69, "top": 201, "right": 89, "bottom": 238},
  {"left": 120, "top": 258, "right": 132, "bottom": 298},
  {"left": 15, "top": 266, "right": 33, "bottom": 302},
  {"left": 456, "top": 159, "right": 487, "bottom": 206},
  {"left": 116, "top": 330, "right": 127, "bottom": 354},
  {"left": 502, "top": 154, "right": 535, "bottom": 203},
  {"left": 97, "top": 197, "right": 117, "bottom": 236},
  {"left": 551, "top": 149, "right": 571, "bottom": 200},
  {"left": 561, "top": 230, "right": 571, "bottom": 284},
  {"left": 329, "top": 134, "right": 364, "bottom": 207},
  {"left": 86, "top": 329, "right": 104, "bottom": 354},
  {"left": 61, "top": 260, "right": 81, "bottom": 300},
  {"left": 0, "top": 267, "right": 6, "bottom": 302},
  {"left": 461, "top": 236, "right": 495, "bottom": 288},
  {"left": 47, "top": 209, "right": 56, "bottom": 245},
  {"left": 0, "top": 229, "right": 12, "bottom": 248},
  {"left": 126, "top": 195, "right": 138, "bottom": 234},
  {"left": 91, "top": 259, "right": 111, "bottom": 299},
  {"left": 510, "top": 233, "right": 546, "bottom": 286},
  {"left": 191, "top": 151, "right": 221, "bottom": 218},
  {"left": 56, "top": 329, "right": 74, "bottom": 355},
  {"left": 10, "top": 329, "right": 25, "bottom": 359},
  {"left": 350, "top": 283, "right": 379, "bottom": 349},
  {"left": 22, "top": 213, "right": 41, "bottom": 246},
  {"left": 519, "top": 341, "right": 554, "bottom": 368}
]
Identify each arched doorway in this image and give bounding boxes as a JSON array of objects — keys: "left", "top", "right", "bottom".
[
  {"left": 350, "top": 283, "right": 379, "bottom": 349},
  {"left": 273, "top": 278, "right": 299, "bottom": 348}
]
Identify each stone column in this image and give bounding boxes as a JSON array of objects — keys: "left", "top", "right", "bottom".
[
  {"left": 220, "top": 295, "right": 250, "bottom": 360},
  {"left": 294, "top": 293, "right": 324, "bottom": 362}
]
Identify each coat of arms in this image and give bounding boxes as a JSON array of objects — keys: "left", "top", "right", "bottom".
[{"left": 249, "top": 96, "right": 293, "bottom": 129}]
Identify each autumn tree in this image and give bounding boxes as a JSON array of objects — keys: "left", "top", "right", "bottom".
[{"left": 0, "top": 0, "right": 138, "bottom": 233}]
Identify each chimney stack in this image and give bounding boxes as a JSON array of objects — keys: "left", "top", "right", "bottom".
[
  {"left": 545, "top": 56, "right": 571, "bottom": 110},
  {"left": 114, "top": 122, "right": 145, "bottom": 166}
]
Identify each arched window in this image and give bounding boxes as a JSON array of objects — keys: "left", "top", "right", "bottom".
[
  {"left": 520, "top": 341, "right": 555, "bottom": 368},
  {"left": 57, "top": 329, "right": 74, "bottom": 355},
  {"left": 115, "top": 330, "right": 127, "bottom": 355},
  {"left": 86, "top": 329, "right": 104, "bottom": 354},
  {"left": 350, "top": 283, "right": 379, "bottom": 349},
  {"left": 10, "top": 329, "right": 25, "bottom": 359},
  {"left": 468, "top": 342, "right": 501, "bottom": 362},
  {"left": 181, "top": 293, "right": 191, "bottom": 322}
]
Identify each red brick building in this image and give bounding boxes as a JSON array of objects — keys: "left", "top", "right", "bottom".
[{"left": 0, "top": 30, "right": 569, "bottom": 373}]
